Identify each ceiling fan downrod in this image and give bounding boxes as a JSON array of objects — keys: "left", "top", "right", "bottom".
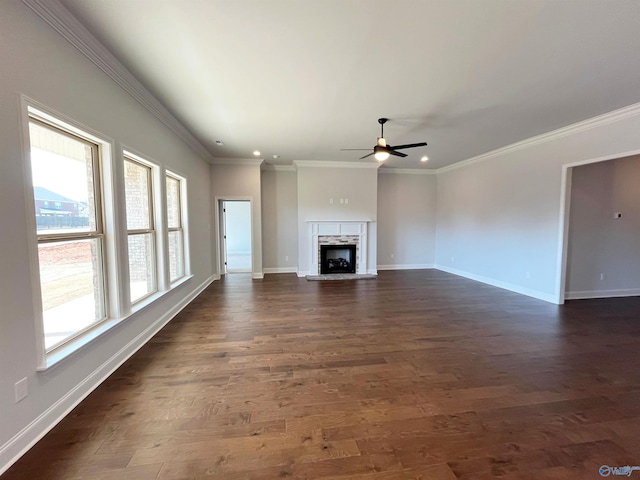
[{"left": 378, "top": 117, "right": 388, "bottom": 138}]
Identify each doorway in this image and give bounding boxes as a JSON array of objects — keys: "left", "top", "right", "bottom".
[
  {"left": 220, "top": 200, "right": 252, "bottom": 274},
  {"left": 557, "top": 149, "right": 640, "bottom": 303}
]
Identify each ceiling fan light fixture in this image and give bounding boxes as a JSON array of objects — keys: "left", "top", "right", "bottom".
[
  {"left": 421, "top": 156, "right": 429, "bottom": 162},
  {"left": 374, "top": 150, "right": 390, "bottom": 161},
  {"left": 344, "top": 117, "right": 427, "bottom": 161}
]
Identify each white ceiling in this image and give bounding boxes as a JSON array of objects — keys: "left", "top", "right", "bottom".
[{"left": 59, "top": 0, "right": 640, "bottom": 169}]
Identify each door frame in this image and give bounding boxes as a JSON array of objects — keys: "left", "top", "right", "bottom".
[
  {"left": 214, "top": 196, "right": 253, "bottom": 277},
  {"left": 556, "top": 148, "right": 640, "bottom": 304}
]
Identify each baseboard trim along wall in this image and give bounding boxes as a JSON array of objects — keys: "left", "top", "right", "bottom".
[
  {"left": 0, "top": 275, "right": 215, "bottom": 476},
  {"left": 377, "top": 264, "right": 435, "bottom": 271},
  {"left": 263, "top": 267, "right": 298, "bottom": 274},
  {"left": 565, "top": 288, "right": 640, "bottom": 300},
  {"left": 435, "top": 265, "right": 558, "bottom": 304}
]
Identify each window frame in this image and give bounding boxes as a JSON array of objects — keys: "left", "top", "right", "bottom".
[
  {"left": 166, "top": 171, "right": 187, "bottom": 283},
  {"left": 123, "top": 153, "right": 158, "bottom": 304},
  {"left": 27, "top": 114, "right": 109, "bottom": 355},
  {"left": 22, "top": 99, "right": 193, "bottom": 370}
]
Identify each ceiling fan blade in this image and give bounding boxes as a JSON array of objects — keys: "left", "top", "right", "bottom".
[
  {"left": 388, "top": 142, "right": 428, "bottom": 150},
  {"left": 388, "top": 150, "right": 408, "bottom": 158},
  {"left": 359, "top": 152, "right": 375, "bottom": 159}
]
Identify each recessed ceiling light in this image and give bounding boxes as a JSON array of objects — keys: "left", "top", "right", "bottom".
[
  {"left": 273, "top": 154, "right": 280, "bottom": 159},
  {"left": 253, "top": 150, "right": 261, "bottom": 156},
  {"left": 215, "top": 140, "right": 224, "bottom": 146},
  {"left": 421, "top": 156, "right": 429, "bottom": 162}
]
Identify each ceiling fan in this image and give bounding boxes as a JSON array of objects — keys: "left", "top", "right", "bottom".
[{"left": 341, "top": 118, "right": 427, "bottom": 161}]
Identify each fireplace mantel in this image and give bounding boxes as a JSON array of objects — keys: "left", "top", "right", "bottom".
[{"left": 306, "top": 221, "right": 370, "bottom": 275}]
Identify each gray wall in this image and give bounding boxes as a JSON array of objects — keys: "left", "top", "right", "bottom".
[
  {"left": 566, "top": 154, "right": 640, "bottom": 298},
  {"left": 261, "top": 168, "right": 298, "bottom": 272},
  {"left": 210, "top": 163, "right": 263, "bottom": 277},
  {"left": 296, "top": 163, "right": 379, "bottom": 275},
  {"left": 435, "top": 109, "right": 640, "bottom": 303},
  {"left": 377, "top": 171, "right": 437, "bottom": 269},
  {"left": 0, "top": 0, "right": 213, "bottom": 472}
]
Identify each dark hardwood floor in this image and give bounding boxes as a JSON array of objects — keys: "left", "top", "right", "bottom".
[{"left": 4, "top": 270, "right": 640, "bottom": 479}]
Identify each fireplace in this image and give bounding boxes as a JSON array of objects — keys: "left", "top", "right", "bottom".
[
  {"left": 306, "top": 221, "right": 370, "bottom": 276},
  {"left": 320, "top": 244, "right": 357, "bottom": 274}
]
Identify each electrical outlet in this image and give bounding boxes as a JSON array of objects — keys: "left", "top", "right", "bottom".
[
  {"left": 329, "top": 198, "right": 333, "bottom": 204},
  {"left": 345, "top": 198, "right": 349, "bottom": 204},
  {"left": 15, "top": 378, "right": 28, "bottom": 403},
  {"left": 285, "top": 255, "right": 289, "bottom": 262},
  {"left": 390, "top": 253, "right": 394, "bottom": 259},
  {"left": 600, "top": 273, "right": 606, "bottom": 281}
]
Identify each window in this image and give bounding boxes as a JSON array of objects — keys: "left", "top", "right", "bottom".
[
  {"left": 28, "top": 118, "right": 106, "bottom": 351},
  {"left": 166, "top": 172, "right": 186, "bottom": 282},
  {"left": 124, "top": 156, "right": 156, "bottom": 303},
  {"left": 25, "top": 104, "right": 190, "bottom": 367}
]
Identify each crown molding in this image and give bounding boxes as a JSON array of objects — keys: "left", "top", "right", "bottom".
[
  {"left": 22, "top": 0, "right": 214, "bottom": 162},
  {"left": 261, "top": 164, "right": 296, "bottom": 172},
  {"left": 293, "top": 160, "right": 381, "bottom": 169},
  {"left": 437, "top": 101, "right": 640, "bottom": 174},
  {"left": 210, "top": 158, "right": 264, "bottom": 166},
  {"left": 378, "top": 168, "right": 436, "bottom": 175}
]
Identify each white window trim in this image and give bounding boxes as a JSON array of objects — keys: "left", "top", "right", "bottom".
[
  {"left": 166, "top": 170, "right": 190, "bottom": 284},
  {"left": 123, "top": 151, "right": 158, "bottom": 305},
  {"left": 20, "top": 98, "right": 194, "bottom": 371},
  {"left": 21, "top": 97, "right": 122, "bottom": 370},
  {"left": 30, "top": 117, "right": 108, "bottom": 352}
]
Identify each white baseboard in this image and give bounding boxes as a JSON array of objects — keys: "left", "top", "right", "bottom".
[
  {"left": 377, "top": 264, "right": 435, "bottom": 271},
  {"left": 366, "top": 269, "right": 378, "bottom": 275},
  {"left": 252, "top": 272, "right": 264, "bottom": 279},
  {"left": 297, "top": 270, "right": 309, "bottom": 278},
  {"left": 565, "top": 288, "right": 640, "bottom": 300},
  {"left": 0, "top": 275, "right": 215, "bottom": 476},
  {"left": 434, "top": 265, "right": 559, "bottom": 304},
  {"left": 263, "top": 267, "right": 298, "bottom": 274}
]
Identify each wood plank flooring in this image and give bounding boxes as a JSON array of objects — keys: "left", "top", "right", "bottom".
[{"left": 4, "top": 270, "right": 640, "bottom": 479}]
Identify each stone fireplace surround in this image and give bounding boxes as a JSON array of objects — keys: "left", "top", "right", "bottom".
[{"left": 307, "top": 221, "right": 369, "bottom": 275}]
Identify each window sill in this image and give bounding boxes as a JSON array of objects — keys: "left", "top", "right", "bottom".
[{"left": 38, "top": 274, "right": 193, "bottom": 371}]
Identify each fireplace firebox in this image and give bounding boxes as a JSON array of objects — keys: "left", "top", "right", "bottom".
[{"left": 320, "top": 244, "right": 356, "bottom": 274}]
